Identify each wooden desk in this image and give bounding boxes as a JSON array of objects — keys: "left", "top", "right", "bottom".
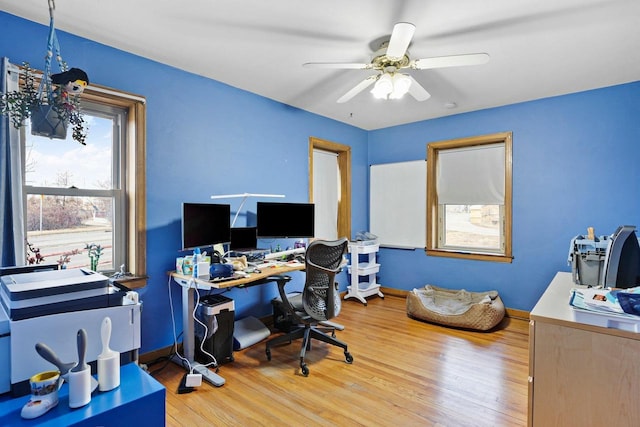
[
  {"left": 528, "top": 272, "right": 640, "bottom": 426},
  {"left": 171, "top": 261, "right": 304, "bottom": 290},
  {"left": 169, "top": 262, "right": 305, "bottom": 387}
]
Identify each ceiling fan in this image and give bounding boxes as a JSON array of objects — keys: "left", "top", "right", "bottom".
[{"left": 303, "top": 22, "right": 490, "bottom": 103}]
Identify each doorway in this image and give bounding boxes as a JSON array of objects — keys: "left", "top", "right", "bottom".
[{"left": 309, "top": 137, "right": 351, "bottom": 241}]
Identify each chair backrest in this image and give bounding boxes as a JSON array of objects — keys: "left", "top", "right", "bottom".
[{"left": 302, "top": 238, "right": 348, "bottom": 321}]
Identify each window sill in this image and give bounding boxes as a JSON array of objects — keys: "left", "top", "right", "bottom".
[
  {"left": 426, "top": 249, "right": 513, "bottom": 263},
  {"left": 113, "top": 275, "right": 149, "bottom": 289}
]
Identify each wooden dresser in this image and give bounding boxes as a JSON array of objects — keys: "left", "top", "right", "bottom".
[{"left": 528, "top": 272, "right": 640, "bottom": 426}]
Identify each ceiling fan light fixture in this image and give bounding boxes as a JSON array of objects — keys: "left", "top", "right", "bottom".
[
  {"left": 371, "top": 73, "right": 393, "bottom": 99},
  {"left": 389, "top": 73, "right": 411, "bottom": 99},
  {"left": 308, "top": 22, "right": 490, "bottom": 104}
]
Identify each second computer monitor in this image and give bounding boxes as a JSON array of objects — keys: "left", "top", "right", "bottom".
[{"left": 256, "top": 202, "right": 315, "bottom": 238}]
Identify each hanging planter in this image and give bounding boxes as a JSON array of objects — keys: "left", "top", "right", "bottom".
[
  {"left": 0, "top": 0, "right": 89, "bottom": 145},
  {"left": 30, "top": 103, "right": 68, "bottom": 140}
]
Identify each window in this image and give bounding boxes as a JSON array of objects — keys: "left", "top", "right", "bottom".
[
  {"left": 23, "top": 85, "right": 146, "bottom": 276},
  {"left": 427, "top": 132, "right": 512, "bottom": 262}
]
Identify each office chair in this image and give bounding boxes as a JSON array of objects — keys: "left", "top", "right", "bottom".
[{"left": 265, "top": 238, "right": 353, "bottom": 376}]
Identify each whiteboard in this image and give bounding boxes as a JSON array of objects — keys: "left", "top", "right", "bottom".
[{"left": 370, "top": 160, "right": 426, "bottom": 249}]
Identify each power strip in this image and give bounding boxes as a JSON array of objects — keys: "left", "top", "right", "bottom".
[{"left": 185, "top": 373, "right": 202, "bottom": 387}]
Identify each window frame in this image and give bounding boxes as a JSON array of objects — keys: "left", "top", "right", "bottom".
[
  {"left": 25, "top": 101, "right": 126, "bottom": 271},
  {"left": 426, "top": 132, "right": 513, "bottom": 263},
  {"left": 22, "top": 82, "right": 147, "bottom": 278},
  {"left": 82, "top": 86, "right": 147, "bottom": 278}
]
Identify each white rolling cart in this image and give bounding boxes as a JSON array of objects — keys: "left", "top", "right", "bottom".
[{"left": 344, "top": 241, "right": 384, "bottom": 305}]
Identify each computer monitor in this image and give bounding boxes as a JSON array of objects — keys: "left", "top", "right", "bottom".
[
  {"left": 256, "top": 202, "right": 315, "bottom": 238},
  {"left": 601, "top": 225, "right": 640, "bottom": 289},
  {"left": 181, "top": 203, "right": 231, "bottom": 250},
  {"left": 229, "top": 227, "right": 258, "bottom": 251}
]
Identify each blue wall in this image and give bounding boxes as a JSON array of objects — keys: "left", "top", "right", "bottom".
[
  {"left": 369, "top": 83, "right": 640, "bottom": 311},
  {"left": 0, "top": 12, "right": 368, "bottom": 353},
  {"left": 3, "top": 11, "right": 640, "bottom": 354}
]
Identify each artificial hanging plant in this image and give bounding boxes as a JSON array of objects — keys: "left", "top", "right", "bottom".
[{"left": 0, "top": 0, "right": 89, "bottom": 145}]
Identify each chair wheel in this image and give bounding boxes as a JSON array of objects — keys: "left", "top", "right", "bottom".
[
  {"left": 301, "top": 363, "right": 309, "bottom": 376},
  {"left": 345, "top": 352, "right": 353, "bottom": 364},
  {"left": 266, "top": 349, "right": 271, "bottom": 361}
]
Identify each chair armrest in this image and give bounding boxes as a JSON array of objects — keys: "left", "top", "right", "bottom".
[
  {"left": 266, "top": 275, "right": 301, "bottom": 319},
  {"left": 326, "top": 280, "right": 340, "bottom": 319}
]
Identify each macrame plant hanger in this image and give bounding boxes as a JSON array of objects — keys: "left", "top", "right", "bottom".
[{"left": 31, "top": 0, "right": 69, "bottom": 139}]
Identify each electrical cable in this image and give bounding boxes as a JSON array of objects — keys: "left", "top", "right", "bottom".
[
  {"left": 167, "top": 273, "right": 219, "bottom": 376},
  {"left": 145, "top": 330, "right": 183, "bottom": 376},
  {"left": 191, "top": 285, "right": 219, "bottom": 371},
  {"left": 167, "top": 274, "right": 192, "bottom": 373}
]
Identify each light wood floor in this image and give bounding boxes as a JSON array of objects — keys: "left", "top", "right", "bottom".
[{"left": 150, "top": 294, "right": 530, "bottom": 427}]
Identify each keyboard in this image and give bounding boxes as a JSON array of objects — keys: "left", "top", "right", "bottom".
[
  {"left": 254, "top": 261, "right": 283, "bottom": 270},
  {"left": 210, "top": 272, "right": 246, "bottom": 282},
  {"left": 263, "top": 247, "right": 305, "bottom": 261}
]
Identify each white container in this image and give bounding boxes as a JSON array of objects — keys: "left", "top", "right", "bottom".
[
  {"left": 97, "top": 317, "right": 120, "bottom": 392},
  {"left": 68, "top": 368, "right": 91, "bottom": 408},
  {"left": 347, "top": 262, "right": 380, "bottom": 275},
  {"left": 197, "top": 261, "right": 210, "bottom": 279},
  {"left": 572, "top": 307, "right": 640, "bottom": 333}
]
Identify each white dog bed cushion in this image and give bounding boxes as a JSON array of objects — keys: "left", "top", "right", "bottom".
[{"left": 406, "top": 285, "right": 505, "bottom": 331}]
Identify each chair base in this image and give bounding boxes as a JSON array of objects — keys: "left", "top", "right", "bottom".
[{"left": 265, "top": 325, "right": 353, "bottom": 376}]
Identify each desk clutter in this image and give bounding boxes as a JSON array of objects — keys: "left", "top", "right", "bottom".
[
  {"left": 176, "top": 246, "right": 306, "bottom": 282},
  {"left": 566, "top": 225, "right": 640, "bottom": 331},
  {"left": 569, "top": 286, "right": 640, "bottom": 332}
]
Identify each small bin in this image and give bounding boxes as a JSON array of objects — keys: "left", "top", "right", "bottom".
[{"left": 195, "top": 294, "right": 235, "bottom": 365}]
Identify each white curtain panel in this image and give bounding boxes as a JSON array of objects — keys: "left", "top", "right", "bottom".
[
  {"left": 0, "top": 58, "right": 25, "bottom": 265},
  {"left": 312, "top": 149, "right": 339, "bottom": 240}
]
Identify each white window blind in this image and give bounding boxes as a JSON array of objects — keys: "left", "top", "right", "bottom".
[{"left": 436, "top": 143, "right": 505, "bottom": 205}]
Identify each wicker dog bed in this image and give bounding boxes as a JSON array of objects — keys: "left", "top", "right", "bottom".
[{"left": 406, "top": 285, "right": 505, "bottom": 331}]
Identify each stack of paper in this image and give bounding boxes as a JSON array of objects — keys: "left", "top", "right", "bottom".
[{"left": 570, "top": 286, "right": 640, "bottom": 316}]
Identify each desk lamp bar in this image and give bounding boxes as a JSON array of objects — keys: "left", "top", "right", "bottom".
[{"left": 210, "top": 193, "right": 285, "bottom": 227}]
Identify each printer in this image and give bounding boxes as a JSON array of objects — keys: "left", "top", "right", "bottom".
[{"left": 0, "top": 265, "right": 141, "bottom": 396}]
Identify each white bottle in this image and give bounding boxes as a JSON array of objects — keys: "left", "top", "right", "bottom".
[{"left": 97, "top": 317, "right": 120, "bottom": 391}]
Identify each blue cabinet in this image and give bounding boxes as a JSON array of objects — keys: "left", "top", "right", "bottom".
[{"left": 0, "top": 363, "right": 165, "bottom": 426}]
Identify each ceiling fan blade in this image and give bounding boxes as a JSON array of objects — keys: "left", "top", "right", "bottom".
[
  {"left": 412, "top": 53, "right": 490, "bottom": 70},
  {"left": 386, "top": 22, "right": 416, "bottom": 60},
  {"left": 337, "top": 75, "right": 377, "bottom": 103},
  {"left": 407, "top": 76, "right": 431, "bottom": 101},
  {"left": 303, "top": 62, "right": 371, "bottom": 69}
]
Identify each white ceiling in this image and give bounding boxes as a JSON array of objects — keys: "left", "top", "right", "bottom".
[{"left": 2, "top": 0, "right": 640, "bottom": 130}]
